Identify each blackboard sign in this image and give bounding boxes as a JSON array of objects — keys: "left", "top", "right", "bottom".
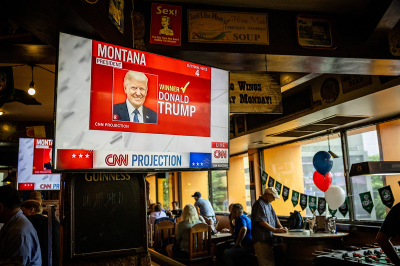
[{"left": 69, "top": 173, "right": 147, "bottom": 258}]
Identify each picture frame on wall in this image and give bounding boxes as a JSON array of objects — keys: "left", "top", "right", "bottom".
[{"left": 296, "top": 14, "right": 337, "bottom": 49}]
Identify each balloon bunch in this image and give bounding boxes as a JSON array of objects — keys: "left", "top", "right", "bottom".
[{"left": 312, "top": 151, "right": 345, "bottom": 213}]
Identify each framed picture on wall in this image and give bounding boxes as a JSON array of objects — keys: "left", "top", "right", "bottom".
[{"left": 296, "top": 14, "right": 337, "bottom": 49}]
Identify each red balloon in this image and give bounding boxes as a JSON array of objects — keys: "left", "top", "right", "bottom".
[{"left": 313, "top": 171, "right": 333, "bottom": 192}]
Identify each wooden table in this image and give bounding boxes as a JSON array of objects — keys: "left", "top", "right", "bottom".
[
  {"left": 273, "top": 231, "right": 349, "bottom": 266},
  {"left": 211, "top": 232, "right": 233, "bottom": 243}
]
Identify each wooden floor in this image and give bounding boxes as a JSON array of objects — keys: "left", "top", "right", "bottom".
[{"left": 149, "top": 249, "right": 226, "bottom": 266}]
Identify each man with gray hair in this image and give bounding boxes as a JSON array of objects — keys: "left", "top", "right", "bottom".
[
  {"left": 113, "top": 70, "right": 157, "bottom": 124},
  {"left": 251, "top": 187, "right": 287, "bottom": 266}
]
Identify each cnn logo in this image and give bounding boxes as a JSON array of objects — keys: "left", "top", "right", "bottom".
[
  {"left": 105, "top": 154, "right": 128, "bottom": 166},
  {"left": 214, "top": 150, "right": 227, "bottom": 159}
]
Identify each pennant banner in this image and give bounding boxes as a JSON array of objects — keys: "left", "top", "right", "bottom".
[
  {"left": 378, "top": 185, "right": 395, "bottom": 209},
  {"left": 261, "top": 171, "right": 268, "bottom": 185},
  {"left": 300, "top": 193, "right": 307, "bottom": 210},
  {"left": 329, "top": 207, "right": 337, "bottom": 217},
  {"left": 339, "top": 197, "right": 349, "bottom": 217},
  {"left": 308, "top": 196, "right": 317, "bottom": 213},
  {"left": 360, "top": 191, "right": 374, "bottom": 214},
  {"left": 275, "top": 181, "right": 282, "bottom": 195},
  {"left": 268, "top": 176, "right": 275, "bottom": 188},
  {"left": 318, "top": 197, "right": 326, "bottom": 215},
  {"left": 282, "top": 186, "right": 290, "bottom": 202},
  {"left": 292, "top": 190, "right": 299, "bottom": 207}
]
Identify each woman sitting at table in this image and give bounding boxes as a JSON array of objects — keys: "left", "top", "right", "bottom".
[{"left": 166, "top": 204, "right": 201, "bottom": 259}]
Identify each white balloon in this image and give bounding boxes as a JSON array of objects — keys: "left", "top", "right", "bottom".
[{"left": 325, "top": 186, "right": 346, "bottom": 210}]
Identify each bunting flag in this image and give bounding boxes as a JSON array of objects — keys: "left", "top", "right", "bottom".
[
  {"left": 300, "top": 193, "right": 307, "bottom": 210},
  {"left": 268, "top": 176, "right": 275, "bottom": 188},
  {"left": 360, "top": 191, "right": 374, "bottom": 214},
  {"left": 318, "top": 197, "right": 326, "bottom": 215},
  {"left": 378, "top": 185, "right": 395, "bottom": 209},
  {"left": 282, "top": 186, "right": 290, "bottom": 202},
  {"left": 261, "top": 171, "right": 268, "bottom": 185},
  {"left": 292, "top": 190, "right": 299, "bottom": 207},
  {"left": 329, "top": 207, "right": 337, "bottom": 217},
  {"left": 308, "top": 196, "right": 317, "bottom": 213},
  {"left": 275, "top": 181, "right": 282, "bottom": 195},
  {"left": 339, "top": 197, "right": 349, "bottom": 217}
]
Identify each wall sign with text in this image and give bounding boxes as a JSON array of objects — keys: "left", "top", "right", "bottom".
[
  {"left": 341, "top": 75, "right": 372, "bottom": 94},
  {"left": 229, "top": 73, "right": 282, "bottom": 113},
  {"left": 188, "top": 10, "right": 268, "bottom": 45},
  {"left": 150, "top": 3, "right": 182, "bottom": 46}
]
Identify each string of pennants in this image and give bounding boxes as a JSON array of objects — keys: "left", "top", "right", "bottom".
[{"left": 261, "top": 171, "right": 397, "bottom": 217}]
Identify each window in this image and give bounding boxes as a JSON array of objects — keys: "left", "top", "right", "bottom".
[
  {"left": 157, "top": 174, "right": 172, "bottom": 211},
  {"left": 181, "top": 171, "right": 209, "bottom": 208},
  {"left": 348, "top": 125, "right": 388, "bottom": 221},
  {"left": 211, "top": 171, "right": 228, "bottom": 212},
  {"left": 301, "top": 135, "right": 348, "bottom": 219},
  {"left": 227, "top": 154, "right": 252, "bottom": 213},
  {"left": 145, "top": 175, "right": 156, "bottom": 204}
]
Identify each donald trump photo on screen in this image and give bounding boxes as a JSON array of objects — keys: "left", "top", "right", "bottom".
[{"left": 113, "top": 70, "right": 157, "bottom": 124}]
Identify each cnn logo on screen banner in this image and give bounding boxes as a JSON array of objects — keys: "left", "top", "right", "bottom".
[
  {"left": 212, "top": 142, "right": 228, "bottom": 164},
  {"left": 105, "top": 154, "right": 129, "bottom": 166}
]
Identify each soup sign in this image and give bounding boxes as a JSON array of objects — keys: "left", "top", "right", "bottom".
[{"left": 188, "top": 10, "right": 269, "bottom": 45}]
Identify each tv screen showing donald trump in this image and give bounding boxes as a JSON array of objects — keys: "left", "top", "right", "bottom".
[{"left": 53, "top": 32, "right": 229, "bottom": 172}]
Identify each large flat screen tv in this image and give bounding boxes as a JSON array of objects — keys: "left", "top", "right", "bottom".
[
  {"left": 17, "top": 138, "right": 61, "bottom": 190},
  {"left": 54, "top": 32, "right": 229, "bottom": 172}
]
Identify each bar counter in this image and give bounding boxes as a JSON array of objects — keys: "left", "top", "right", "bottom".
[{"left": 273, "top": 231, "right": 349, "bottom": 266}]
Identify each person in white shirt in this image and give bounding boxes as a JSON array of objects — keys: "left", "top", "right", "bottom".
[{"left": 149, "top": 203, "right": 167, "bottom": 226}]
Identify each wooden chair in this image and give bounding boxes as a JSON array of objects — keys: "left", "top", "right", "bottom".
[
  {"left": 175, "top": 223, "right": 212, "bottom": 265},
  {"left": 188, "top": 223, "right": 212, "bottom": 260},
  {"left": 154, "top": 220, "right": 176, "bottom": 251}
]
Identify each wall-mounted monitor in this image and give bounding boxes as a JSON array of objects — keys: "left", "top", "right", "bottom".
[
  {"left": 17, "top": 138, "right": 61, "bottom": 190},
  {"left": 54, "top": 32, "right": 229, "bottom": 172}
]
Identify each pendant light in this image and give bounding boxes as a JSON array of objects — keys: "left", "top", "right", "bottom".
[{"left": 28, "top": 65, "right": 35, "bottom": 95}]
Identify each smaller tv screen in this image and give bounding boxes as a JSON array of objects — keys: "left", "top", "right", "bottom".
[{"left": 17, "top": 138, "right": 61, "bottom": 190}]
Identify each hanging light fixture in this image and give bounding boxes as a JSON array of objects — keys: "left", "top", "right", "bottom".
[
  {"left": 28, "top": 65, "right": 35, "bottom": 95},
  {"left": 327, "top": 132, "right": 339, "bottom": 158}
]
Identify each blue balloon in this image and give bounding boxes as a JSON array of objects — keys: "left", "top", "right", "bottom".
[{"left": 313, "top": 151, "right": 333, "bottom": 175}]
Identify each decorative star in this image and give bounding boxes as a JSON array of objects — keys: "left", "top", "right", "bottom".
[
  {"left": 79, "top": 154, "right": 83, "bottom": 158},
  {"left": 85, "top": 154, "right": 90, "bottom": 158},
  {"left": 192, "top": 162, "right": 195, "bottom": 166},
  {"left": 72, "top": 154, "right": 76, "bottom": 158},
  {"left": 196, "top": 162, "right": 199, "bottom": 166},
  {"left": 201, "top": 162, "right": 203, "bottom": 166}
]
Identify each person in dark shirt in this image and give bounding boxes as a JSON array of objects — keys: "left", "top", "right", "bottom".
[
  {"left": 170, "top": 201, "right": 182, "bottom": 218},
  {"left": 223, "top": 204, "right": 253, "bottom": 266},
  {"left": 376, "top": 202, "right": 400, "bottom": 266},
  {"left": 20, "top": 200, "right": 59, "bottom": 266}
]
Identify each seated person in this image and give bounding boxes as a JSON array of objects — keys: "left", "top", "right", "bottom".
[
  {"left": 157, "top": 202, "right": 166, "bottom": 213},
  {"left": 170, "top": 201, "right": 182, "bottom": 218},
  {"left": 223, "top": 204, "right": 253, "bottom": 266},
  {"left": 166, "top": 204, "right": 201, "bottom": 259},
  {"left": 149, "top": 203, "right": 167, "bottom": 226},
  {"left": 376, "top": 202, "right": 400, "bottom": 265},
  {"left": 20, "top": 200, "right": 60, "bottom": 266}
]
